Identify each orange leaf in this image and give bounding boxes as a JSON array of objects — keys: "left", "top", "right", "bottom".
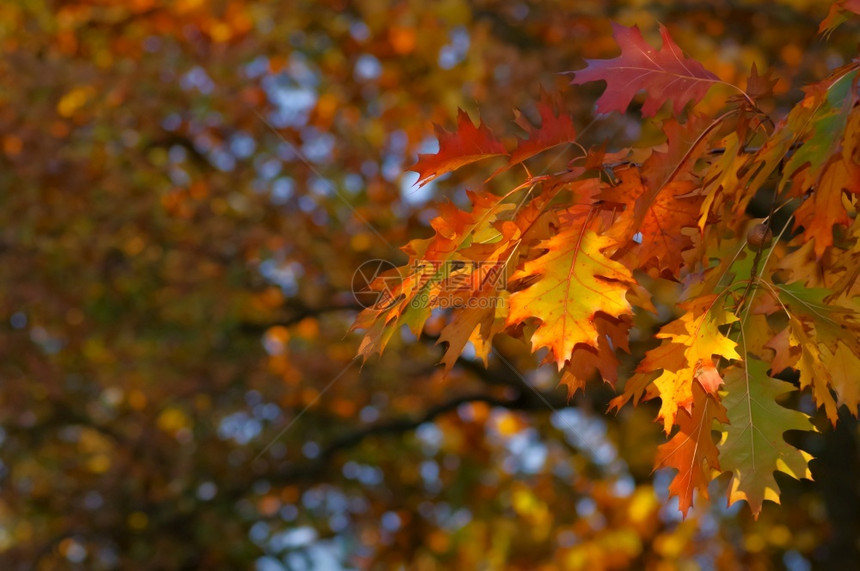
[
  {"left": 560, "top": 314, "right": 631, "bottom": 397},
  {"left": 601, "top": 167, "right": 701, "bottom": 276},
  {"left": 509, "top": 92, "right": 578, "bottom": 166},
  {"left": 655, "top": 384, "right": 727, "bottom": 518},
  {"left": 411, "top": 109, "right": 508, "bottom": 187}
]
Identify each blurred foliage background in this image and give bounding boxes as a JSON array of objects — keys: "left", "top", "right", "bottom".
[{"left": 0, "top": 0, "right": 858, "bottom": 568}]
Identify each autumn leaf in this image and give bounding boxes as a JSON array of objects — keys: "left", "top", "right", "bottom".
[
  {"left": 736, "top": 94, "right": 824, "bottom": 218},
  {"left": 655, "top": 383, "right": 727, "bottom": 517},
  {"left": 792, "top": 161, "right": 854, "bottom": 258},
  {"left": 568, "top": 23, "right": 719, "bottom": 117},
  {"left": 506, "top": 217, "right": 633, "bottom": 370},
  {"left": 694, "top": 359, "right": 723, "bottom": 394},
  {"left": 412, "top": 108, "right": 508, "bottom": 187},
  {"left": 560, "top": 314, "right": 631, "bottom": 397},
  {"left": 743, "top": 62, "right": 778, "bottom": 103},
  {"left": 699, "top": 132, "right": 750, "bottom": 231},
  {"left": 719, "top": 359, "right": 815, "bottom": 519},
  {"left": 819, "top": 0, "right": 860, "bottom": 35},
  {"left": 349, "top": 14, "right": 860, "bottom": 529},
  {"left": 639, "top": 114, "right": 717, "bottom": 194},
  {"left": 353, "top": 191, "right": 515, "bottom": 359},
  {"left": 763, "top": 281, "right": 860, "bottom": 421},
  {"left": 600, "top": 116, "right": 722, "bottom": 265},
  {"left": 509, "top": 93, "right": 578, "bottom": 167},
  {"left": 783, "top": 70, "right": 857, "bottom": 190},
  {"left": 436, "top": 288, "right": 509, "bottom": 372},
  {"left": 826, "top": 341, "right": 860, "bottom": 414},
  {"left": 632, "top": 296, "right": 740, "bottom": 432},
  {"left": 781, "top": 69, "right": 860, "bottom": 256},
  {"left": 600, "top": 166, "right": 701, "bottom": 276}
]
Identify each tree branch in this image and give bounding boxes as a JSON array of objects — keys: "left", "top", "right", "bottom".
[
  {"left": 238, "top": 302, "right": 362, "bottom": 334},
  {"left": 264, "top": 386, "right": 569, "bottom": 483}
]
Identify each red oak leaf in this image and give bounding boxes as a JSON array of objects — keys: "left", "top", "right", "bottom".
[
  {"left": 569, "top": 23, "right": 719, "bottom": 117},
  {"left": 509, "top": 92, "right": 578, "bottom": 166},
  {"left": 412, "top": 109, "right": 508, "bottom": 187}
]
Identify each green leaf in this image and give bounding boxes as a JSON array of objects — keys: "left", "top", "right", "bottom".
[
  {"left": 782, "top": 69, "right": 858, "bottom": 191},
  {"left": 719, "top": 358, "right": 815, "bottom": 519}
]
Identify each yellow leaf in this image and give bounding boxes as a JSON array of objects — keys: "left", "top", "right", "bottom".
[
  {"left": 649, "top": 297, "right": 740, "bottom": 432},
  {"left": 506, "top": 224, "right": 633, "bottom": 369}
]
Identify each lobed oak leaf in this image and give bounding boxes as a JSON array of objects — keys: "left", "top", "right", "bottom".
[
  {"left": 738, "top": 313, "right": 777, "bottom": 358},
  {"left": 792, "top": 160, "right": 854, "bottom": 258},
  {"left": 699, "top": 133, "right": 750, "bottom": 232},
  {"left": 821, "top": 218, "right": 860, "bottom": 299},
  {"left": 354, "top": 309, "right": 400, "bottom": 360},
  {"left": 743, "top": 62, "right": 779, "bottom": 103},
  {"left": 506, "top": 220, "right": 633, "bottom": 370},
  {"left": 436, "top": 289, "right": 509, "bottom": 372},
  {"left": 656, "top": 383, "right": 727, "bottom": 518},
  {"left": 353, "top": 190, "right": 515, "bottom": 359},
  {"left": 644, "top": 297, "right": 740, "bottom": 432},
  {"left": 611, "top": 115, "right": 719, "bottom": 256},
  {"left": 403, "top": 190, "right": 512, "bottom": 260},
  {"left": 826, "top": 341, "right": 860, "bottom": 415},
  {"left": 508, "top": 92, "right": 578, "bottom": 167},
  {"left": 434, "top": 223, "right": 519, "bottom": 372},
  {"left": 772, "top": 239, "right": 818, "bottom": 284},
  {"left": 639, "top": 114, "right": 715, "bottom": 194},
  {"left": 719, "top": 359, "right": 815, "bottom": 519},
  {"left": 694, "top": 359, "right": 723, "bottom": 395},
  {"left": 767, "top": 281, "right": 860, "bottom": 421},
  {"left": 411, "top": 109, "right": 508, "bottom": 187},
  {"left": 790, "top": 320, "right": 841, "bottom": 424},
  {"left": 504, "top": 177, "right": 576, "bottom": 264},
  {"left": 600, "top": 166, "right": 701, "bottom": 276},
  {"left": 568, "top": 23, "right": 719, "bottom": 118},
  {"left": 765, "top": 326, "right": 799, "bottom": 375},
  {"left": 560, "top": 314, "right": 632, "bottom": 397},
  {"left": 788, "top": 80, "right": 859, "bottom": 256},
  {"left": 736, "top": 75, "right": 836, "bottom": 219}
]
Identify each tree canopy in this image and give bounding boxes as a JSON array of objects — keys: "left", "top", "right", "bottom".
[{"left": 1, "top": 0, "right": 859, "bottom": 569}]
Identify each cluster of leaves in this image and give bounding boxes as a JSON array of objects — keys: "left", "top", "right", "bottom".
[
  {"left": 356, "top": 11, "right": 860, "bottom": 518},
  {"left": 4, "top": 0, "right": 860, "bottom": 567}
]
